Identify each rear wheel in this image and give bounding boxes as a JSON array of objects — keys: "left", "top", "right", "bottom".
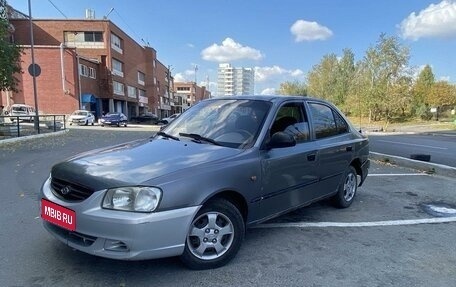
[
  {"left": 332, "top": 166, "right": 358, "bottom": 208},
  {"left": 180, "top": 199, "right": 245, "bottom": 270}
]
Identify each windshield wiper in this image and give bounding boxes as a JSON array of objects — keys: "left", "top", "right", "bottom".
[
  {"left": 155, "top": 131, "right": 180, "bottom": 141},
  {"left": 179, "top": 133, "right": 221, "bottom": 146}
]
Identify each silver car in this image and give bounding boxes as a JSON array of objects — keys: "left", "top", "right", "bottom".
[{"left": 40, "top": 96, "right": 370, "bottom": 269}]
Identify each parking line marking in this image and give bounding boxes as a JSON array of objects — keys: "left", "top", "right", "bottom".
[
  {"left": 368, "top": 173, "right": 429, "bottom": 177},
  {"left": 377, "top": 140, "right": 448, "bottom": 150},
  {"left": 255, "top": 217, "right": 456, "bottom": 229}
]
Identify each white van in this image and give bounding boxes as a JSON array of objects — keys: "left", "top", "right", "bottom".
[{"left": 9, "top": 104, "right": 37, "bottom": 122}]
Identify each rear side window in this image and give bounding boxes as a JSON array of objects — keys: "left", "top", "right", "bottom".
[{"left": 309, "top": 103, "right": 348, "bottom": 139}]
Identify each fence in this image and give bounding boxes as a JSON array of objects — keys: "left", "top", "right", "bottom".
[{"left": 0, "top": 115, "right": 66, "bottom": 139}]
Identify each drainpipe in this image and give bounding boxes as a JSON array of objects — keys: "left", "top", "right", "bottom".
[
  {"left": 76, "top": 53, "right": 82, "bottom": 109},
  {"left": 60, "top": 43, "right": 66, "bottom": 93}
]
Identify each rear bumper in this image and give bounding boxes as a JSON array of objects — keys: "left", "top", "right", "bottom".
[{"left": 359, "top": 159, "right": 370, "bottom": 186}]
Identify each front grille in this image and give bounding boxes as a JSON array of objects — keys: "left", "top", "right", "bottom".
[{"left": 51, "top": 177, "right": 95, "bottom": 201}]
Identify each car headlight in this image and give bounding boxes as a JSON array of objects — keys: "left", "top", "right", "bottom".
[{"left": 102, "top": 186, "right": 162, "bottom": 212}]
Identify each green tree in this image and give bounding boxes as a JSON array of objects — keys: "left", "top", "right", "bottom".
[
  {"left": 334, "top": 48, "right": 355, "bottom": 110},
  {"left": 0, "top": 0, "right": 22, "bottom": 92},
  {"left": 277, "top": 80, "right": 307, "bottom": 96},
  {"left": 412, "top": 65, "right": 435, "bottom": 118},
  {"left": 306, "top": 53, "right": 338, "bottom": 102},
  {"left": 361, "top": 34, "right": 411, "bottom": 129}
]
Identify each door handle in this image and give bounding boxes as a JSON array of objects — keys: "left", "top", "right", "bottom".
[
  {"left": 346, "top": 146, "right": 353, "bottom": 152},
  {"left": 307, "top": 154, "right": 316, "bottom": 161}
]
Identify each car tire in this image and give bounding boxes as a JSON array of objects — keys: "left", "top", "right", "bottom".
[
  {"left": 332, "top": 165, "right": 358, "bottom": 208},
  {"left": 180, "top": 199, "right": 245, "bottom": 270},
  {"left": 116, "top": 122, "right": 120, "bottom": 127},
  {"left": 91, "top": 121, "right": 94, "bottom": 126}
]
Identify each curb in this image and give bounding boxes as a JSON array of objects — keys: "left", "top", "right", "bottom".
[
  {"left": 369, "top": 152, "right": 456, "bottom": 178},
  {"left": 0, "top": 129, "right": 68, "bottom": 146}
]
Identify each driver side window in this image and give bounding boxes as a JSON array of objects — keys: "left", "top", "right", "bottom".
[{"left": 270, "top": 102, "right": 310, "bottom": 143}]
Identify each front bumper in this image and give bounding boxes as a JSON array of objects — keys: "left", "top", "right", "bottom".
[{"left": 40, "top": 177, "right": 200, "bottom": 260}]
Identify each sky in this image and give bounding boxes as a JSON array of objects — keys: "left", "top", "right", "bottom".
[{"left": 8, "top": 0, "right": 456, "bottom": 96}]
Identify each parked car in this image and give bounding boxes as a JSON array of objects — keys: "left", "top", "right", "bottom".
[
  {"left": 130, "top": 113, "right": 159, "bottom": 125},
  {"left": 99, "top": 112, "right": 128, "bottom": 127},
  {"left": 40, "top": 96, "right": 369, "bottom": 269},
  {"left": 68, "top": 110, "right": 95, "bottom": 126},
  {"left": 9, "top": 104, "right": 37, "bottom": 122},
  {"left": 160, "top": 113, "right": 181, "bottom": 124}
]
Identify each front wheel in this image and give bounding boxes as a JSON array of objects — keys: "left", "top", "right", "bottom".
[
  {"left": 332, "top": 166, "right": 358, "bottom": 208},
  {"left": 180, "top": 199, "right": 245, "bottom": 270}
]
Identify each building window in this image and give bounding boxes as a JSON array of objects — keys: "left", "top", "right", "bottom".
[
  {"left": 138, "top": 89, "right": 145, "bottom": 98},
  {"left": 65, "top": 31, "right": 103, "bottom": 43},
  {"left": 177, "top": 87, "right": 190, "bottom": 91},
  {"left": 79, "top": 64, "right": 88, "bottom": 77},
  {"left": 138, "top": 71, "right": 145, "bottom": 85},
  {"left": 88, "top": 67, "right": 96, "bottom": 79},
  {"left": 127, "top": 86, "right": 137, "bottom": 98},
  {"left": 111, "top": 33, "right": 123, "bottom": 54},
  {"left": 113, "top": 81, "right": 125, "bottom": 95},
  {"left": 112, "top": 58, "right": 124, "bottom": 77}
]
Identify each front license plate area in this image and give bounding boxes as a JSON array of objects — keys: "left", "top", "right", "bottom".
[{"left": 41, "top": 199, "right": 76, "bottom": 231}]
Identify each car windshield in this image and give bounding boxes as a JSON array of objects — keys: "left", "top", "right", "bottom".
[
  {"left": 73, "top": 111, "right": 88, "bottom": 116},
  {"left": 105, "top": 113, "right": 119, "bottom": 116},
  {"left": 12, "top": 107, "right": 27, "bottom": 112},
  {"left": 162, "top": 99, "right": 271, "bottom": 149}
]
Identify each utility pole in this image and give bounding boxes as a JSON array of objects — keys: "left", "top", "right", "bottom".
[
  {"left": 167, "top": 65, "right": 172, "bottom": 115},
  {"left": 28, "top": 0, "right": 40, "bottom": 133},
  {"left": 194, "top": 64, "right": 198, "bottom": 84}
]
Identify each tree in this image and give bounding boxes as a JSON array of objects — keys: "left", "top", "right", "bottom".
[
  {"left": 428, "top": 81, "right": 456, "bottom": 107},
  {"left": 0, "top": 0, "right": 22, "bottom": 92},
  {"left": 334, "top": 48, "right": 355, "bottom": 110},
  {"left": 412, "top": 65, "right": 435, "bottom": 118},
  {"left": 306, "top": 53, "right": 338, "bottom": 102},
  {"left": 277, "top": 80, "right": 307, "bottom": 96},
  {"left": 361, "top": 34, "right": 412, "bottom": 129}
]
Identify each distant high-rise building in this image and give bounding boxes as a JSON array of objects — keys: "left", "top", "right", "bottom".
[{"left": 217, "top": 63, "right": 254, "bottom": 96}]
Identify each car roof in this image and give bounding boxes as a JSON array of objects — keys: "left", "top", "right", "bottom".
[{"left": 206, "top": 95, "right": 330, "bottom": 105}]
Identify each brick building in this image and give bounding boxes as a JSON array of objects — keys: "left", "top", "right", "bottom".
[
  {"left": 174, "top": 82, "right": 211, "bottom": 112},
  {"left": 1, "top": 11, "right": 173, "bottom": 119}
]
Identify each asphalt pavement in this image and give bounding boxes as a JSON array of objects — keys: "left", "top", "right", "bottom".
[{"left": 1, "top": 128, "right": 455, "bottom": 287}]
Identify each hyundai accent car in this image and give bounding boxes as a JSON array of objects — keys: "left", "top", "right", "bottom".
[{"left": 40, "top": 96, "right": 370, "bottom": 269}]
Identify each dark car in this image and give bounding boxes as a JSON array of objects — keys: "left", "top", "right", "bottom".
[
  {"left": 40, "top": 96, "right": 369, "bottom": 269},
  {"left": 100, "top": 112, "right": 128, "bottom": 127},
  {"left": 130, "top": 113, "right": 159, "bottom": 125}
]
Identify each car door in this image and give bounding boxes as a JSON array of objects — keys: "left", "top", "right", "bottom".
[
  {"left": 258, "top": 101, "right": 320, "bottom": 220},
  {"left": 306, "top": 101, "right": 354, "bottom": 197}
]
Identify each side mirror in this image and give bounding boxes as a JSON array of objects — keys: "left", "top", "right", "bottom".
[{"left": 267, "top": 132, "right": 296, "bottom": 149}]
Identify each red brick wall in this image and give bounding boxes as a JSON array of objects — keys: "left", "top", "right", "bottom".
[{"left": 11, "top": 46, "right": 80, "bottom": 115}]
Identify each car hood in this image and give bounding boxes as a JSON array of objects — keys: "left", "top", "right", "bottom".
[
  {"left": 51, "top": 138, "right": 243, "bottom": 190},
  {"left": 70, "top": 115, "right": 87, "bottom": 119}
]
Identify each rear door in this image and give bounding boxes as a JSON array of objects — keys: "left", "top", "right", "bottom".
[{"left": 306, "top": 101, "right": 354, "bottom": 196}]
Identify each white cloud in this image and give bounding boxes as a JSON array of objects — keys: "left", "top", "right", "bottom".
[
  {"left": 254, "top": 66, "right": 304, "bottom": 82},
  {"left": 260, "top": 88, "right": 276, "bottom": 95},
  {"left": 174, "top": 69, "right": 196, "bottom": 82},
  {"left": 201, "top": 38, "right": 264, "bottom": 62},
  {"left": 173, "top": 73, "right": 187, "bottom": 82},
  {"left": 399, "top": 0, "right": 456, "bottom": 40},
  {"left": 439, "top": 75, "right": 450, "bottom": 81},
  {"left": 186, "top": 43, "right": 195, "bottom": 48},
  {"left": 290, "top": 20, "right": 333, "bottom": 42}
]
